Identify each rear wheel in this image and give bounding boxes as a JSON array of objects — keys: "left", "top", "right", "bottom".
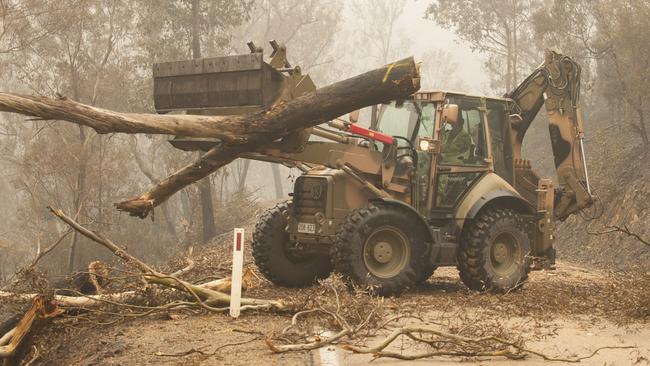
[
  {"left": 331, "top": 204, "right": 428, "bottom": 296},
  {"left": 252, "top": 201, "right": 331, "bottom": 287},
  {"left": 457, "top": 208, "right": 531, "bottom": 292}
]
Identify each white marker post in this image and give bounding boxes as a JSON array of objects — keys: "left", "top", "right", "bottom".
[{"left": 230, "top": 228, "right": 245, "bottom": 318}]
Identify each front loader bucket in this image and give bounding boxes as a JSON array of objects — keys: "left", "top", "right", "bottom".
[{"left": 153, "top": 53, "right": 285, "bottom": 114}]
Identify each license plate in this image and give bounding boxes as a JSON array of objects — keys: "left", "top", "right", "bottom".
[{"left": 297, "top": 222, "right": 316, "bottom": 234}]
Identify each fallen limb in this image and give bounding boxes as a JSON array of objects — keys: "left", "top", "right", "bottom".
[
  {"left": 170, "top": 247, "right": 195, "bottom": 277},
  {"left": 48, "top": 207, "right": 285, "bottom": 312},
  {"left": 267, "top": 328, "right": 351, "bottom": 353},
  {"left": 0, "top": 328, "right": 14, "bottom": 347},
  {"left": 268, "top": 307, "right": 354, "bottom": 353},
  {"left": 197, "top": 268, "right": 254, "bottom": 293},
  {"left": 0, "top": 269, "right": 253, "bottom": 309},
  {"left": 0, "top": 296, "right": 61, "bottom": 358},
  {"left": 342, "top": 326, "right": 636, "bottom": 362},
  {"left": 0, "top": 290, "right": 137, "bottom": 308},
  {"left": 114, "top": 142, "right": 250, "bottom": 217}
]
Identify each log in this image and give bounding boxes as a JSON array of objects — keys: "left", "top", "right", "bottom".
[
  {"left": 0, "top": 329, "right": 14, "bottom": 347},
  {"left": 0, "top": 58, "right": 419, "bottom": 217},
  {"left": 0, "top": 58, "right": 417, "bottom": 142},
  {"left": 0, "top": 290, "right": 137, "bottom": 308}
]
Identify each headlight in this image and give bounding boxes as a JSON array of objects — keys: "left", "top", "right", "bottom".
[{"left": 419, "top": 139, "right": 430, "bottom": 151}]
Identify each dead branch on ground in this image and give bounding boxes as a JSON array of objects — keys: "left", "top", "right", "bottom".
[
  {"left": 266, "top": 286, "right": 636, "bottom": 363},
  {"left": 341, "top": 326, "right": 636, "bottom": 362},
  {"left": 170, "top": 247, "right": 195, "bottom": 277},
  {"left": 46, "top": 206, "right": 285, "bottom": 312},
  {"left": 271, "top": 320, "right": 635, "bottom": 363},
  {"left": 0, "top": 296, "right": 61, "bottom": 358},
  {"left": 0, "top": 207, "right": 281, "bottom": 361}
]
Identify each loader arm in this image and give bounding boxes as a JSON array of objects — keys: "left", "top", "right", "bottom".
[{"left": 506, "top": 50, "right": 593, "bottom": 220}]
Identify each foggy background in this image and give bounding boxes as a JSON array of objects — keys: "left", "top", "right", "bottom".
[{"left": 0, "top": 0, "right": 647, "bottom": 279}]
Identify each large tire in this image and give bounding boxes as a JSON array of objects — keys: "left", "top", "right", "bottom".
[
  {"left": 331, "top": 204, "right": 428, "bottom": 296},
  {"left": 252, "top": 201, "right": 331, "bottom": 287},
  {"left": 457, "top": 208, "right": 531, "bottom": 292}
]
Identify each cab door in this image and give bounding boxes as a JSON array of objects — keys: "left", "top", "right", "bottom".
[
  {"left": 431, "top": 96, "right": 490, "bottom": 215},
  {"left": 412, "top": 102, "right": 437, "bottom": 214}
]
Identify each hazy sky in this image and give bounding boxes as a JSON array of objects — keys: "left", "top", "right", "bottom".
[
  {"left": 336, "top": 0, "right": 490, "bottom": 94},
  {"left": 396, "top": 1, "right": 489, "bottom": 94}
]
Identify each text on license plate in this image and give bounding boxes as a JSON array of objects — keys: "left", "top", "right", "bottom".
[{"left": 297, "top": 222, "right": 316, "bottom": 234}]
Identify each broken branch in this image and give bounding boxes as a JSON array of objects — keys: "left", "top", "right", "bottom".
[
  {"left": 342, "top": 326, "right": 636, "bottom": 362},
  {"left": 47, "top": 207, "right": 285, "bottom": 312}
]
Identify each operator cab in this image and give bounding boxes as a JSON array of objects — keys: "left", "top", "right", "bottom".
[{"left": 374, "top": 92, "right": 514, "bottom": 216}]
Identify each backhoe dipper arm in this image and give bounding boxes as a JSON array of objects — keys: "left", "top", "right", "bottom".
[{"left": 505, "top": 50, "right": 593, "bottom": 220}]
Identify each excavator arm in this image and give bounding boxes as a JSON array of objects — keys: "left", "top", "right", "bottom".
[{"left": 506, "top": 50, "right": 593, "bottom": 220}]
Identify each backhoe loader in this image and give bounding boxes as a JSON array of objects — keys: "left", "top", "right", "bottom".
[{"left": 153, "top": 42, "right": 593, "bottom": 295}]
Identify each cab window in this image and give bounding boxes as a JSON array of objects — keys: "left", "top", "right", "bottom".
[
  {"left": 486, "top": 100, "right": 513, "bottom": 182},
  {"left": 375, "top": 101, "right": 436, "bottom": 146},
  {"left": 416, "top": 102, "right": 436, "bottom": 138},
  {"left": 439, "top": 97, "right": 488, "bottom": 166},
  {"left": 375, "top": 101, "right": 419, "bottom": 144}
]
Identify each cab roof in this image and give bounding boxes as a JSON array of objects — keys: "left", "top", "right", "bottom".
[{"left": 413, "top": 90, "right": 512, "bottom": 103}]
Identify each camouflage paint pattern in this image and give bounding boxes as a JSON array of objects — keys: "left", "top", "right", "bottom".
[{"left": 156, "top": 44, "right": 592, "bottom": 267}]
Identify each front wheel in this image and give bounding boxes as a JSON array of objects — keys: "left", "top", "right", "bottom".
[
  {"left": 331, "top": 204, "right": 428, "bottom": 296},
  {"left": 457, "top": 208, "right": 531, "bottom": 292},
  {"left": 252, "top": 201, "right": 331, "bottom": 287}
]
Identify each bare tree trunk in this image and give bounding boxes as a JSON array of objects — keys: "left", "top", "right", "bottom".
[
  {"left": 67, "top": 92, "right": 87, "bottom": 273},
  {"left": 236, "top": 159, "right": 251, "bottom": 188},
  {"left": 190, "top": 0, "right": 217, "bottom": 243},
  {"left": 198, "top": 177, "right": 216, "bottom": 242},
  {"left": 505, "top": 23, "right": 513, "bottom": 92},
  {"left": 271, "top": 164, "right": 283, "bottom": 199}
]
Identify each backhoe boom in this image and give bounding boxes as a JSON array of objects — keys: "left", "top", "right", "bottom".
[{"left": 506, "top": 50, "right": 593, "bottom": 220}]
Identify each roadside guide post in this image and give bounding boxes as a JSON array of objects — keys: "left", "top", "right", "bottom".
[{"left": 230, "top": 228, "right": 245, "bottom": 318}]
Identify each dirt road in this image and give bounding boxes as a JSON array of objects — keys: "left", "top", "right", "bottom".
[{"left": 27, "top": 261, "right": 648, "bottom": 366}]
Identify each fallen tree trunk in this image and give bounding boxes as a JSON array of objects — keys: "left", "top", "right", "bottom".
[
  {"left": 0, "top": 291, "right": 137, "bottom": 308},
  {"left": 0, "top": 58, "right": 419, "bottom": 217}
]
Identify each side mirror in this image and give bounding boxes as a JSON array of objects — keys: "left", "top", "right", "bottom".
[
  {"left": 349, "top": 109, "right": 360, "bottom": 123},
  {"left": 442, "top": 104, "right": 459, "bottom": 125}
]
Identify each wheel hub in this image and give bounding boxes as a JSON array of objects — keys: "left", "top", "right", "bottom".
[
  {"left": 372, "top": 241, "right": 393, "bottom": 263},
  {"left": 490, "top": 233, "right": 520, "bottom": 275},
  {"left": 493, "top": 242, "right": 509, "bottom": 264},
  {"left": 363, "top": 227, "right": 410, "bottom": 279}
]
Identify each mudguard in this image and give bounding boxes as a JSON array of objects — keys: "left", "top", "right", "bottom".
[
  {"left": 369, "top": 198, "right": 440, "bottom": 245},
  {"left": 455, "top": 173, "right": 534, "bottom": 231}
]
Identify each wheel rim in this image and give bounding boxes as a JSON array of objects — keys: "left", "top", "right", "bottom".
[
  {"left": 363, "top": 227, "right": 410, "bottom": 279},
  {"left": 490, "top": 232, "right": 520, "bottom": 275}
]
